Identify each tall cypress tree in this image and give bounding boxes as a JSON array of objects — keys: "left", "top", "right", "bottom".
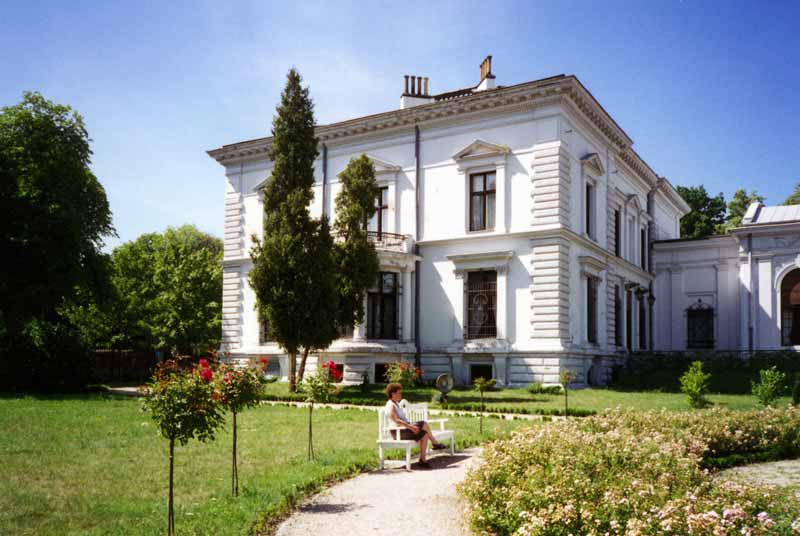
[
  {"left": 249, "top": 69, "right": 323, "bottom": 392},
  {"left": 333, "top": 154, "right": 380, "bottom": 333}
]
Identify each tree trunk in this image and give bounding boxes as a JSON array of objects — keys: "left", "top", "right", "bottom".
[
  {"left": 232, "top": 411, "right": 238, "bottom": 497},
  {"left": 168, "top": 437, "right": 175, "bottom": 536},
  {"left": 297, "top": 347, "right": 311, "bottom": 384},
  {"left": 564, "top": 387, "right": 568, "bottom": 417},
  {"left": 288, "top": 351, "right": 297, "bottom": 392},
  {"left": 479, "top": 391, "right": 484, "bottom": 434},
  {"left": 307, "top": 402, "right": 314, "bottom": 461}
]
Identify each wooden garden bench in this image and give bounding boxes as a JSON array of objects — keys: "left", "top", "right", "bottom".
[{"left": 377, "top": 400, "right": 455, "bottom": 470}]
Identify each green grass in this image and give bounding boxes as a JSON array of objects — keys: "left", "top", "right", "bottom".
[
  {"left": 263, "top": 382, "right": 791, "bottom": 413},
  {"left": 0, "top": 395, "right": 526, "bottom": 535}
]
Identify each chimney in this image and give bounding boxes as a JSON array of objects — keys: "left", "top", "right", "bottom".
[
  {"left": 400, "top": 73, "right": 433, "bottom": 109},
  {"left": 475, "top": 55, "right": 496, "bottom": 91}
]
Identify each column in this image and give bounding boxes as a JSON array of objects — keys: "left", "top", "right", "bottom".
[
  {"left": 739, "top": 259, "right": 751, "bottom": 350},
  {"left": 496, "top": 265, "right": 508, "bottom": 340},
  {"left": 757, "top": 257, "right": 775, "bottom": 349},
  {"left": 493, "top": 354, "right": 508, "bottom": 386},
  {"left": 496, "top": 162, "right": 508, "bottom": 233},
  {"left": 402, "top": 268, "right": 413, "bottom": 342},
  {"left": 453, "top": 269, "right": 466, "bottom": 343}
]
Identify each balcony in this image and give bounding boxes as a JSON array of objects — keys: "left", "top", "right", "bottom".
[{"left": 367, "top": 231, "right": 412, "bottom": 253}]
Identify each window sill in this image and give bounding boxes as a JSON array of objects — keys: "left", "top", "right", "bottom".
[{"left": 466, "top": 228, "right": 496, "bottom": 235}]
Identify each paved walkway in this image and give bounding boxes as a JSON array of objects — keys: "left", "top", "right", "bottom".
[
  {"left": 719, "top": 459, "right": 800, "bottom": 490},
  {"left": 275, "top": 448, "right": 481, "bottom": 536}
]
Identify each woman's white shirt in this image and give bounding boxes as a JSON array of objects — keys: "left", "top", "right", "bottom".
[{"left": 385, "top": 400, "right": 409, "bottom": 424}]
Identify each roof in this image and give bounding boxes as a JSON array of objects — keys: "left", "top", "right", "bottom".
[{"left": 742, "top": 202, "right": 800, "bottom": 226}]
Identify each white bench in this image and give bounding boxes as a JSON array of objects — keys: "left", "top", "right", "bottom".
[{"left": 377, "top": 400, "right": 455, "bottom": 470}]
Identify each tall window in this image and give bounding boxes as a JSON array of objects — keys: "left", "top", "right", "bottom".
[
  {"left": 640, "top": 228, "right": 647, "bottom": 270},
  {"left": 687, "top": 300, "right": 714, "bottom": 349},
  {"left": 469, "top": 172, "right": 496, "bottom": 231},
  {"left": 614, "top": 285, "right": 623, "bottom": 347},
  {"left": 466, "top": 270, "right": 497, "bottom": 339},
  {"left": 585, "top": 183, "right": 595, "bottom": 240},
  {"left": 626, "top": 290, "right": 632, "bottom": 350},
  {"left": 367, "top": 272, "right": 398, "bottom": 339},
  {"left": 587, "top": 277, "right": 598, "bottom": 344},
  {"left": 638, "top": 294, "right": 646, "bottom": 349},
  {"left": 368, "top": 186, "right": 389, "bottom": 237},
  {"left": 259, "top": 317, "right": 272, "bottom": 344},
  {"left": 613, "top": 210, "right": 621, "bottom": 257},
  {"left": 781, "top": 269, "right": 800, "bottom": 346}
]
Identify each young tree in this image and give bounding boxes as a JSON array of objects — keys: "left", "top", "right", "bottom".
[
  {"left": 142, "top": 359, "right": 224, "bottom": 535},
  {"left": 785, "top": 183, "right": 800, "bottom": 205},
  {"left": 0, "top": 92, "right": 115, "bottom": 390},
  {"left": 472, "top": 377, "right": 496, "bottom": 434},
  {"left": 300, "top": 360, "right": 341, "bottom": 461},
  {"left": 676, "top": 185, "right": 726, "bottom": 239},
  {"left": 216, "top": 360, "right": 266, "bottom": 496},
  {"left": 718, "top": 188, "right": 765, "bottom": 232},
  {"left": 333, "top": 155, "right": 381, "bottom": 333},
  {"left": 249, "top": 68, "right": 321, "bottom": 392}
]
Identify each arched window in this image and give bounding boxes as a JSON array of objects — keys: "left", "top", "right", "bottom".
[
  {"left": 687, "top": 299, "right": 714, "bottom": 349},
  {"left": 781, "top": 269, "right": 800, "bottom": 346}
]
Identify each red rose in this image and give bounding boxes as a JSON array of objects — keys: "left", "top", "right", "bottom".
[
  {"left": 415, "top": 368, "right": 422, "bottom": 376},
  {"left": 199, "top": 359, "right": 209, "bottom": 368},
  {"left": 201, "top": 368, "right": 213, "bottom": 382},
  {"left": 260, "top": 357, "right": 268, "bottom": 365}
]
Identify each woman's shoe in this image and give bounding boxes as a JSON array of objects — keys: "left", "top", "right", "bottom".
[{"left": 432, "top": 443, "right": 447, "bottom": 450}]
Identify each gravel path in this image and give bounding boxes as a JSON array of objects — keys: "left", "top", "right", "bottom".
[
  {"left": 274, "top": 448, "right": 480, "bottom": 536},
  {"left": 720, "top": 459, "right": 800, "bottom": 490}
]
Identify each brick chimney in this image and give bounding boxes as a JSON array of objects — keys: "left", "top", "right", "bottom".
[
  {"left": 400, "top": 74, "right": 432, "bottom": 109},
  {"left": 475, "top": 55, "right": 496, "bottom": 91}
]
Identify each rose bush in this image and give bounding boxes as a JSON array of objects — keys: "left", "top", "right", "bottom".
[
  {"left": 383, "top": 361, "right": 422, "bottom": 387},
  {"left": 460, "top": 408, "right": 800, "bottom": 536}
]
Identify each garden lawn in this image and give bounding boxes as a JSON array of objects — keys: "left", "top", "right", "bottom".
[
  {"left": 0, "top": 395, "right": 525, "bottom": 536},
  {"left": 263, "top": 382, "right": 790, "bottom": 413}
]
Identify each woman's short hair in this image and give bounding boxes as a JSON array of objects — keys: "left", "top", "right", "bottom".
[{"left": 385, "top": 383, "right": 402, "bottom": 399}]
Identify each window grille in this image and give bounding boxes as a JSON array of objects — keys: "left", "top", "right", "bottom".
[
  {"left": 686, "top": 300, "right": 714, "bottom": 349},
  {"left": 466, "top": 270, "right": 497, "bottom": 339},
  {"left": 367, "top": 272, "right": 398, "bottom": 340}
]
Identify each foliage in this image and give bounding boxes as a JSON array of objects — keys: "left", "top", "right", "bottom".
[
  {"left": 751, "top": 366, "right": 787, "bottom": 407},
  {"left": 216, "top": 359, "right": 267, "bottom": 495},
  {"left": 460, "top": 408, "right": 800, "bottom": 536},
  {"left": 718, "top": 188, "right": 765, "bottom": 233},
  {"left": 299, "top": 360, "right": 340, "bottom": 460},
  {"left": 785, "top": 183, "right": 800, "bottom": 205},
  {"left": 0, "top": 92, "right": 115, "bottom": 391},
  {"left": 676, "top": 185, "right": 726, "bottom": 239},
  {"left": 141, "top": 359, "right": 225, "bottom": 535},
  {"left": 383, "top": 361, "right": 422, "bottom": 388},
  {"left": 527, "top": 382, "right": 563, "bottom": 395},
  {"left": 249, "top": 68, "right": 329, "bottom": 392},
  {"left": 680, "top": 360, "right": 712, "bottom": 408},
  {"left": 793, "top": 373, "right": 800, "bottom": 406},
  {"left": 332, "top": 154, "right": 380, "bottom": 332}
]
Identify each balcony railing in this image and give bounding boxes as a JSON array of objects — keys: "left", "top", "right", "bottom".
[{"left": 367, "top": 231, "right": 409, "bottom": 253}]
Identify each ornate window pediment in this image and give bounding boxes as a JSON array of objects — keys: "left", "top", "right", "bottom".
[
  {"left": 452, "top": 139, "right": 510, "bottom": 163},
  {"left": 580, "top": 153, "right": 605, "bottom": 177}
]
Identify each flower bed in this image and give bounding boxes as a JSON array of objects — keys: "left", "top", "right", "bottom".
[{"left": 460, "top": 408, "right": 800, "bottom": 535}]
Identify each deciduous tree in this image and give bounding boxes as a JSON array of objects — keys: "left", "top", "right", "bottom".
[
  {"left": 718, "top": 188, "right": 765, "bottom": 232},
  {"left": 676, "top": 185, "right": 726, "bottom": 239},
  {"left": 785, "top": 183, "right": 800, "bottom": 205}
]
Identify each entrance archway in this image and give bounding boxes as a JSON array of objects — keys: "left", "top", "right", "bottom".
[{"left": 781, "top": 269, "right": 800, "bottom": 346}]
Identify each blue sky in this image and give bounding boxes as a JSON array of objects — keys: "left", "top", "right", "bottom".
[{"left": 2, "top": 0, "right": 799, "bottom": 250}]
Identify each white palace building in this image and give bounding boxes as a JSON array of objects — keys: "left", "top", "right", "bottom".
[{"left": 208, "top": 57, "right": 800, "bottom": 387}]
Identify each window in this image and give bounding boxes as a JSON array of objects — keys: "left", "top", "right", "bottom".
[
  {"left": 337, "top": 323, "right": 354, "bottom": 340},
  {"left": 469, "top": 172, "right": 496, "bottom": 231},
  {"left": 367, "top": 272, "right": 398, "bottom": 339},
  {"left": 368, "top": 186, "right": 389, "bottom": 237},
  {"left": 687, "top": 300, "right": 714, "bottom": 349},
  {"left": 640, "top": 228, "right": 647, "bottom": 270},
  {"left": 585, "top": 183, "right": 595, "bottom": 240},
  {"left": 626, "top": 290, "right": 633, "bottom": 350},
  {"left": 259, "top": 317, "right": 272, "bottom": 344},
  {"left": 466, "top": 270, "right": 497, "bottom": 339},
  {"left": 781, "top": 269, "right": 800, "bottom": 346},
  {"left": 628, "top": 218, "right": 635, "bottom": 261},
  {"left": 587, "top": 277, "right": 598, "bottom": 344},
  {"left": 614, "top": 285, "right": 623, "bottom": 347},
  {"left": 638, "top": 294, "right": 646, "bottom": 349},
  {"left": 374, "top": 363, "right": 390, "bottom": 383},
  {"left": 614, "top": 210, "right": 621, "bottom": 257}
]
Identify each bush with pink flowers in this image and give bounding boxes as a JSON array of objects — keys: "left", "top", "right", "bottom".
[{"left": 460, "top": 408, "right": 800, "bottom": 536}]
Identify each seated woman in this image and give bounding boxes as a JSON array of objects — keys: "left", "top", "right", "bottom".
[{"left": 384, "top": 382, "right": 446, "bottom": 469}]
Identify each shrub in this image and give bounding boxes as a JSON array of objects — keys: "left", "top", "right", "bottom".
[
  {"left": 793, "top": 373, "right": 800, "bottom": 406},
  {"left": 383, "top": 361, "right": 421, "bottom": 388},
  {"left": 527, "top": 382, "right": 562, "bottom": 395},
  {"left": 752, "top": 366, "right": 787, "bottom": 407},
  {"left": 680, "top": 360, "right": 711, "bottom": 408},
  {"left": 460, "top": 408, "right": 800, "bottom": 536}
]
